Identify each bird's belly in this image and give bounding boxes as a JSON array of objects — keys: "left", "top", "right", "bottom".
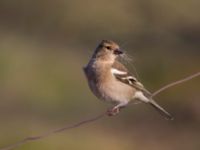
[{"left": 98, "top": 81, "right": 134, "bottom": 104}]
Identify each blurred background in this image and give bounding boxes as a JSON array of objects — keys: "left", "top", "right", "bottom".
[{"left": 0, "top": 0, "right": 200, "bottom": 150}]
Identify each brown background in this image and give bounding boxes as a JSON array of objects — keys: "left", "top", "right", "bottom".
[{"left": 0, "top": 0, "right": 200, "bottom": 150}]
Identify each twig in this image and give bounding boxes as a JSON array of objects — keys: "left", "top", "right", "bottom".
[
  {"left": 151, "top": 71, "right": 200, "bottom": 97},
  {"left": 0, "top": 71, "right": 199, "bottom": 150},
  {"left": 0, "top": 113, "right": 106, "bottom": 150}
]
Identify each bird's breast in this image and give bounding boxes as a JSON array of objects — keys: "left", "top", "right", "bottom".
[{"left": 84, "top": 64, "right": 134, "bottom": 104}]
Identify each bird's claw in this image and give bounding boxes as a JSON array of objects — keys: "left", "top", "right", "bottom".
[{"left": 107, "top": 107, "right": 120, "bottom": 116}]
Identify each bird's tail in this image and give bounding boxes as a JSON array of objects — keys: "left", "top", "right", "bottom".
[{"left": 148, "top": 99, "right": 173, "bottom": 120}]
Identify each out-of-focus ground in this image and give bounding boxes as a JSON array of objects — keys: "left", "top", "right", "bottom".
[{"left": 0, "top": 0, "right": 200, "bottom": 150}]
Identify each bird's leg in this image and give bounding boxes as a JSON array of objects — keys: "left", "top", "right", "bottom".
[
  {"left": 107, "top": 101, "right": 128, "bottom": 116},
  {"left": 107, "top": 106, "right": 120, "bottom": 116}
]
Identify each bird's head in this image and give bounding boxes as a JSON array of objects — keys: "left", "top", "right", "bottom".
[{"left": 93, "top": 40, "right": 124, "bottom": 63}]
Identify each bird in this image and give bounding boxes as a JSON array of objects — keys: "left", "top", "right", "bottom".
[{"left": 83, "top": 40, "right": 173, "bottom": 120}]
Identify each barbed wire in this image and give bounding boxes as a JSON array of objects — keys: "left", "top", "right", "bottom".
[{"left": 0, "top": 71, "right": 199, "bottom": 150}]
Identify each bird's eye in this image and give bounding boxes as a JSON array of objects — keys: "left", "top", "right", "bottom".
[{"left": 105, "top": 46, "right": 112, "bottom": 50}]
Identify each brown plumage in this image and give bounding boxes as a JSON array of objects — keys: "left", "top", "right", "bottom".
[{"left": 84, "top": 40, "right": 173, "bottom": 119}]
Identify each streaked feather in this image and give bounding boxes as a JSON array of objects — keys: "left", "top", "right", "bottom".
[{"left": 111, "top": 61, "right": 151, "bottom": 97}]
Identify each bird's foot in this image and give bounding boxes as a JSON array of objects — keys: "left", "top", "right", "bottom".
[{"left": 107, "top": 107, "right": 120, "bottom": 116}]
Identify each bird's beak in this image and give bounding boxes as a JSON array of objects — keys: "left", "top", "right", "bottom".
[{"left": 114, "top": 49, "right": 123, "bottom": 55}]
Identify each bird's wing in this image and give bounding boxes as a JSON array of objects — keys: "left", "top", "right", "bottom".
[{"left": 111, "top": 61, "right": 151, "bottom": 97}]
